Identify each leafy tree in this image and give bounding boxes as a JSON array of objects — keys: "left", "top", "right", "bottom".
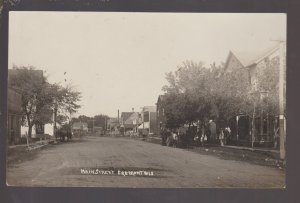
[
  {"left": 162, "top": 93, "right": 185, "bottom": 129},
  {"left": 10, "top": 66, "right": 81, "bottom": 138},
  {"left": 70, "top": 114, "right": 109, "bottom": 131},
  {"left": 256, "top": 56, "right": 283, "bottom": 116},
  {"left": 162, "top": 61, "right": 213, "bottom": 128},
  {"left": 161, "top": 60, "right": 254, "bottom": 129},
  {"left": 94, "top": 114, "right": 109, "bottom": 130},
  {"left": 47, "top": 83, "right": 81, "bottom": 134},
  {"left": 9, "top": 66, "right": 52, "bottom": 138},
  {"left": 213, "top": 66, "right": 254, "bottom": 125},
  {"left": 48, "top": 83, "right": 81, "bottom": 134},
  {"left": 161, "top": 57, "right": 283, "bottom": 146}
]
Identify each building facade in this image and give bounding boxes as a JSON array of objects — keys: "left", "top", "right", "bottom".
[
  {"left": 7, "top": 88, "right": 22, "bottom": 145},
  {"left": 138, "top": 106, "right": 157, "bottom": 135},
  {"left": 156, "top": 95, "right": 166, "bottom": 138},
  {"left": 8, "top": 69, "right": 54, "bottom": 138},
  {"left": 224, "top": 43, "right": 286, "bottom": 147},
  {"left": 72, "top": 122, "right": 88, "bottom": 134},
  {"left": 120, "top": 111, "right": 140, "bottom": 134}
]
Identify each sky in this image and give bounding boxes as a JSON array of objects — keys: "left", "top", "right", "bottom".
[{"left": 9, "top": 12, "right": 286, "bottom": 117}]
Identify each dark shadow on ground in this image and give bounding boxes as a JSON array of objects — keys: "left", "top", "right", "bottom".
[
  {"left": 7, "top": 145, "right": 46, "bottom": 167},
  {"left": 6, "top": 138, "right": 87, "bottom": 167}
]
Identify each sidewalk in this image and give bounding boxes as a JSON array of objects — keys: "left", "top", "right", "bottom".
[
  {"left": 8, "top": 138, "right": 55, "bottom": 150},
  {"left": 143, "top": 136, "right": 284, "bottom": 169},
  {"left": 219, "top": 144, "right": 279, "bottom": 154},
  {"left": 146, "top": 136, "right": 279, "bottom": 153}
]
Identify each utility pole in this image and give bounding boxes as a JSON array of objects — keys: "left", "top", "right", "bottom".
[
  {"left": 149, "top": 111, "right": 151, "bottom": 135},
  {"left": 251, "top": 105, "right": 256, "bottom": 148},
  {"left": 104, "top": 117, "right": 107, "bottom": 134},
  {"left": 279, "top": 41, "right": 286, "bottom": 160},
  {"left": 270, "top": 39, "right": 286, "bottom": 159},
  {"left": 92, "top": 118, "right": 95, "bottom": 133},
  {"left": 53, "top": 103, "right": 58, "bottom": 140}
]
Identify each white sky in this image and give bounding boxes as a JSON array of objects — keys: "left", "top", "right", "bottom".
[{"left": 9, "top": 12, "right": 286, "bottom": 117}]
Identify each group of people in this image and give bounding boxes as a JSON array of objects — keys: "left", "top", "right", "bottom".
[
  {"left": 193, "top": 120, "right": 232, "bottom": 147},
  {"left": 160, "top": 119, "right": 232, "bottom": 147}
]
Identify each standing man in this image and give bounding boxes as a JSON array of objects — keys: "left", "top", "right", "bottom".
[
  {"left": 160, "top": 124, "right": 167, "bottom": 146},
  {"left": 209, "top": 120, "right": 216, "bottom": 143},
  {"left": 224, "top": 126, "right": 231, "bottom": 145}
]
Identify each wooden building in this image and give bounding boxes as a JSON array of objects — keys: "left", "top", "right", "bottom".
[{"left": 7, "top": 88, "right": 22, "bottom": 145}]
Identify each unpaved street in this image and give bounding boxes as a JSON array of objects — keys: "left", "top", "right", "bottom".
[{"left": 7, "top": 136, "right": 285, "bottom": 188}]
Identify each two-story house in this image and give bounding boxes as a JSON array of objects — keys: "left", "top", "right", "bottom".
[
  {"left": 138, "top": 106, "right": 157, "bottom": 135},
  {"left": 224, "top": 42, "right": 286, "bottom": 147},
  {"left": 8, "top": 69, "right": 54, "bottom": 138},
  {"left": 7, "top": 87, "right": 22, "bottom": 145}
]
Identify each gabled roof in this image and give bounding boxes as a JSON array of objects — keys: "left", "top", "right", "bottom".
[
  {"left": 223, "top": 51, "right": 244, "bottom": 72},
  {"left": 224, "top": 43, "right": 282, "bottom": 70},
  {"left": 121, "top": 112, "right": 134, "bottom": 122}
]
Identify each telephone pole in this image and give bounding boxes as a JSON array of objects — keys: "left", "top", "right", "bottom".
[
  {"left": 272, "top": 39, "right": 286, "bottom": 159},
  {"left": 278, "top": 41, "right": 286, "bottom": 160}
]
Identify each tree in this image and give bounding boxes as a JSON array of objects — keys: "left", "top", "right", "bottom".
[
  {"left": 161, "top": 57, "right": 282, "bottom": 147},
  {"left": 256, "top": 56, "right": 282, "bottom": 116},
  {"left": 161, "top": 93, "right": 185, "bottom": 129},
  {"left": 10, "top": 66, "right": 81, "bottom": 138},
  {"left": 94, "top": 114, "right": 109, "bottom": 130},
  {"left": 212, "top": 66, "right": 254, "bottom": 125},
  {"left": 162, "top": 61, "right": 213, "bottom": 128},
  {"left": 9, "top": 66, "right": 53, "bottom": 138},
  {"left": 161, "top": 60, "right": 254, "bottom": 130},
  {"left": 48, "top": 83, "right": 81, "bottom": 135}
]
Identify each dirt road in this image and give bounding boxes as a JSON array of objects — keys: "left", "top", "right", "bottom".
[{"left": 6, "top": 136, "right": 285, "bottom": 188}]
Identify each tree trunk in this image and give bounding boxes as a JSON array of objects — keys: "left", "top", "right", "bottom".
[
  {"left": 260, "top": 109, "right": 264, "bottom": 142},
  {"left": 26, "top": 113, "right": 32, "bottom": 139},
  {"left": 251, "top": 105, "right": 256, "bottom": 148},
  {"left": 28, "top": 124, "right": 33, "bottom": 139},
  {"left": 54, "top": 107, "right": 57, "bottom": 140}
]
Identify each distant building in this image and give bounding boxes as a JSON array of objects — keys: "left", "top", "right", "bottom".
[
  {"left": 156, "top": 95, "right": 166, "bottom": 137},
  {"left": 120, "top": 110, "right": 140, "bottom": 134},
  {"left": 108, "top": 117, "right": 119, "bottom": 130},
  {"left": 93, "top": 126, "right": 103, "bottom": 134},
  {"left": 7, "top": 87, "right": 22, "bottom": 145},
  {"left": 138, "top": 106, "right": 157, "bottom": 135},
  {"left": 72, "top": 122, "right": 88, "bottom": 134}
]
